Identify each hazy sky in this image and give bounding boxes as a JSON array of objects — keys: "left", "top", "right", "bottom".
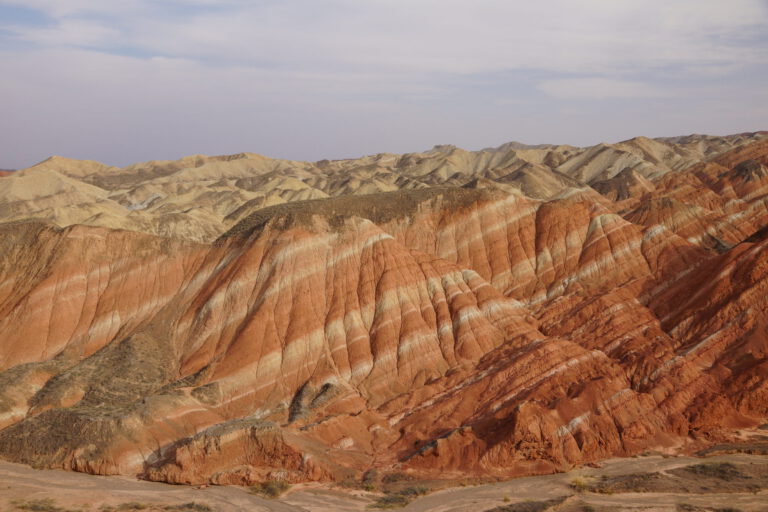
[{"left": 1, "top": 0, "right": 767, "bottom": 168}]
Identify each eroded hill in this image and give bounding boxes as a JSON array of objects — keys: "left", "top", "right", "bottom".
[{"left": 0, "top": 132, "right": 766, "bottom": 486}]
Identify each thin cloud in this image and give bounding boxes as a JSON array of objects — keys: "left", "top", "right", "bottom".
[
  {"left": 2, "top": 0, "right": 766, "bottom": 74},
  {"left": 538, "top": 78, "right": 671, "bottom": 100},
  {"left": 0, "top": 0, "right": 765, "bottom": 168}
]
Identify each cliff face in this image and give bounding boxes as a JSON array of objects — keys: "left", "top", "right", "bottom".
[{"left": 0, "top": 133, "right": 766, "bottom": 484}]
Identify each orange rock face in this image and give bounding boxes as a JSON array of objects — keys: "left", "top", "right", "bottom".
[{"left": 0, "top": 134, "right": 766, "bottom": 484}]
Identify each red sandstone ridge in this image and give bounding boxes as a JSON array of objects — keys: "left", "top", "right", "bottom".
[{"left": 0, "top": 133, "right": 766, "bottom": 485}]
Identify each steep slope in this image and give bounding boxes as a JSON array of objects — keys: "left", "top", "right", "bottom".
[
  {"left": 0, "top": 191, "right": 538, "bottom": 480},
  {"left": 648, "top": 227, "right": 768, "bottom": 423},
  {"left": 625, "top": 140, "right": 768, "bottom": 251}
]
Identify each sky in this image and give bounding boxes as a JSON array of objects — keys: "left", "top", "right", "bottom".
[{"left": 0, "top": 0, "right": 767, "bottom": 169}]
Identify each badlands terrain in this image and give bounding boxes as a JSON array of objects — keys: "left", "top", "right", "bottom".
[{"left": 0, "top": 132, "right": 768, "bottom": 509}]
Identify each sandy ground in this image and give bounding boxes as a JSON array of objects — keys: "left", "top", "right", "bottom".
[
  {"left": 1, "top": 454, "right": 767, "bottom": 512},
  {"left": 398, "top": 453, "right": 768, "bottom": 512}
]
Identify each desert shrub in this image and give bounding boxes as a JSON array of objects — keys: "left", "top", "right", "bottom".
[
  {"left": 487, "top": 497, "right": 568, "bottom": 512},
  {"left": 163, "top": 504, "right": 213, "bottom": 512},
  {"left": 367, "top": 486, "right": 430, "bottom": 509},
  {"left": 338, "top": 477, "right": 359, "bottom": 489},
  {"left": 382, "top": 472, "right": 415, "bottom": 483},
  {"left": 250, "top": 479, "right": 291, "bottom": 498},
  {"left": 570, "top": 477, "right": 591, "bottom": 492},
  {"left": 397, "top": 486, "right": 428, "bottom": 497},
  {"left": 12, "top": 499, "right": 80, "bottom": 512},
  {"left": 588, "top": 472, "right": 659, "bottom": 493},
  {"left": 368, "top": 494, "right": 410, "bottom": 509},
  {"left": 362, "top": 469, "right": 379, "bottom": 491},
  {"left": 686, "top": 462, "right": 743, "bottom": 481}
]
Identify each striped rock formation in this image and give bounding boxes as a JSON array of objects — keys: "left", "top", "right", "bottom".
[{"left": 0, "top": 133, "right": 766, "bottom": 484}]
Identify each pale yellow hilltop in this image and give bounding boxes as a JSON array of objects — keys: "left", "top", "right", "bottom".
[{"left": 3, "top": 132, "right": 765, "bottom": 242}]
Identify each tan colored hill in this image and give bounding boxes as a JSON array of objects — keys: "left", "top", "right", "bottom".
[
  {"left": 0, "top": 132, "right": 766, "bottom": 488},
  {"left": 6, "top": 132, "right": 765, "bottom": 243}
]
